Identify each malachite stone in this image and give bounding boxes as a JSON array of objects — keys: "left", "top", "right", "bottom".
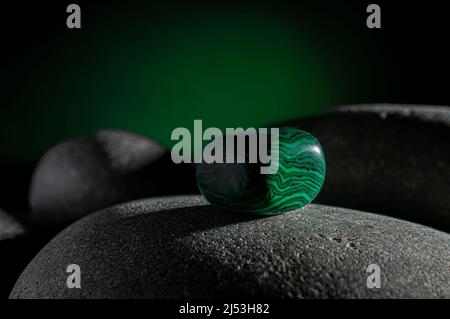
[{"left": 196, "top": 127, "right": 326, "bottom": 215}]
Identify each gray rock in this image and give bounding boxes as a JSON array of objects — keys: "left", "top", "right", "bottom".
[
  {"left": 0, "top": 209, "right": 27, "bottom": 298},
  {"left": 0, "top": 209, "right": 25, "bottom": 241},
  {"left": 10, "top": 196, "right": 450, "bottom": 299},
  {"left": 29, "top": 129, "right": 196, "bottom": 227},
  {"left": 282, "top": 104, "right": 450, "bottom": 232}
]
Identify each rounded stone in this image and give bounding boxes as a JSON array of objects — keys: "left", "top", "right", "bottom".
[
  {"left": 29, "top": 129, "right": 196, "bottom": 227},
  {"left": 196, "top": 128, "right": 326, "bottom": 215},
  {"left": 282, "top": 104, "right": 450, "bottom": 232},
  {"left": 0, "top": 209, "right": 25, "bottom": 242},
  {"left": 0, "top": 209, "right": 27, "bottom": 298},
  {"left": 10, "top": 196, "right": 450, "bottom": 299}
]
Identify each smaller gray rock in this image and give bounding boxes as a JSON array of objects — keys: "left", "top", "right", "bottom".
[
  {"left": 0, "top": 209, "right": 25, "bottom": 241},
  {"left": 10, "top": 196, "right": 450, "bottom": 299},
  {"left": 0, "top": 209, "right": 27, "bottom": 298},
  {"left": 29, "top": 129, "right": 196, "bottom": 227}
]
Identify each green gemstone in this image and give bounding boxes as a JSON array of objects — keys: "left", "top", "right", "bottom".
[{"left": 196, "top": 127, "right": 326, "bottom": 215}]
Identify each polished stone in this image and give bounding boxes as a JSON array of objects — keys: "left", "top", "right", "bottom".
[{"left": 196, "top": 128, "right": 326, "bottom": 215}]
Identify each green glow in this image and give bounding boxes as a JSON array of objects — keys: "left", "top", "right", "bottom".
[{"left": 1, "top": 6, "right": 341, "bottom": 162}]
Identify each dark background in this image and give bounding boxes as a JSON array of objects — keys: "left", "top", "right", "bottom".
[{"left": 1, "top": 0, "right": 450, "bottom": 214}]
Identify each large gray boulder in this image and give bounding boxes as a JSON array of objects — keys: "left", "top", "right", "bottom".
[{"left": 10, "top": 196, "right": 450, "bottom": 299}]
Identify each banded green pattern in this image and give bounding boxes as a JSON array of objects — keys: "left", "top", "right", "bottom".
[{"left": 196, "top": 128, "right": 326, "bottom": 215}]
